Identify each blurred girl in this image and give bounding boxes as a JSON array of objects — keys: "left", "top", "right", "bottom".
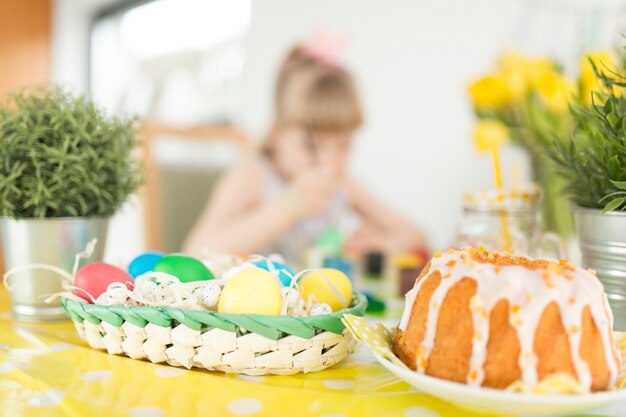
[{"left": 184, "top": 44, "right": 426, "bottom": 263}]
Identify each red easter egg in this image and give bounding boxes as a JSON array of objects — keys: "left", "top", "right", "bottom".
[{"left": 73, "top": 262, "right": 133, "bottom": 303}]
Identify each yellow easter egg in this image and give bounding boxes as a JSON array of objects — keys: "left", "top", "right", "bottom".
[
  {"left": 218, "top": 267, "right": 282, "bottom": 315},
  {"left": 298, "top": 268, "right": 353, "bottom": 312}
]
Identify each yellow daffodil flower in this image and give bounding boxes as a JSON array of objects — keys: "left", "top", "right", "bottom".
[
  {"left": 497, "top": 50, "right": 557, "bottom": 103},
  {"left": 497, "top": 50, "right": 531, "bottom": 103},
  {"left": 473, "top": 119, "right": 510, "bottom": 152},
  {"left": 469, "top": 50, "right": 563, "bottom": 110},
  {"left": 468, "top": 75, "right": 511, "bottom": 110},
  {"left": 580, "top": 50, "right": 618, "bottom": 105},
  {"left": 535, "top": 71, "right": 576, "bottom": 113}
]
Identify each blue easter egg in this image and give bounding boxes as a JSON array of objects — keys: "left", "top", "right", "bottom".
[
  {"left": 128, "top": 251, "right": 165, "bottom": 278},
  {"left": 254, "top": 258, "right": 296, "bottom": 286}
]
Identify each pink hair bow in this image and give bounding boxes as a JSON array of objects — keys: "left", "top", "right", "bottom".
[{"left": 302, "top": 27, "right": 348, "bottom": 66}]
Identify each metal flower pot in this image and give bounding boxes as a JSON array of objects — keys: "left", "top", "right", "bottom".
[
  {"left": 0, "top": 216, "right": 108, "bottom": 321},
  {"left": 576, "top": 208, "right": 626, "bottom": 330}
]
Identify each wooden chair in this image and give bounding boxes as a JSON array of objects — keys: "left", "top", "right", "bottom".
[{"left": 141, "top": 122, "right": 251, "bottom": 252}]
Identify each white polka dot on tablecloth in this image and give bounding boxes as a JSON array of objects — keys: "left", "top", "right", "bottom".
[
  {"left": 49, "top": 342, "right": 76, "bottom": 352},
  {"left": 404, "top": 407, "right": 441, "bottom": 417},
  {"left": 236, "top": 375, "right": 266, "bottom": 383},
  {"left": 226, "top": 398, "right": 263, "bottom": 416},
  {"left": 80, "top": 370, "right": 112, "bottom": 382},
  {"left": 155, "top": 367, "right": 188, "bottom": 378},
  {"left": 309, "top": 399, "right": 322, "bottom": 412},
  {"left": 28, "top": 389, "right": 66, "bottom": 407},
  {"left": 322, "top": 379, "right": 354, "bottom": 390},
  {"left": 348, "top": 346, "right": 375, "bottom": 365},
  {"left": 128, "top": 406, "right": 165, "bottom": 417}
]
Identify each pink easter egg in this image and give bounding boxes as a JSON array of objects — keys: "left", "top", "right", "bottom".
[{"left": 73, "top": 262, "right": 133, "bottom": 303}]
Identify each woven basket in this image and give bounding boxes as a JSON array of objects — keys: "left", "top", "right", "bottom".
[{"left": 61, "top": 292, "right": 367, "bottom": 375}]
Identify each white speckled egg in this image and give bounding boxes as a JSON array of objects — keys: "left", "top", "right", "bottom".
[
  {"left": 106, "top": 282, "right": 129, "bottom": 303},
  {"left": 96, "top": 292, "right": 114, "bottom": 305},
  {"left": 197, "top": 282, "right": 221, "bottom": 308},
  {"left": 138, "top": 280, "right": 158, "bottom": 298},
  {"left": 281, "top": 287, "right": 302, "bottom": 307},
  {"left": 309, "top": 303, "right": 332, "bottom": 316}
]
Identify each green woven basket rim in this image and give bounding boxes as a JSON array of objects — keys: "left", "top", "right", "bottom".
[{"left": 61, "top": 292, "right": 368, "bottom": 341}]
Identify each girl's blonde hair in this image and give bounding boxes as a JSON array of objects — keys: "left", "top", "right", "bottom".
[{"left": 272, "top": 45, "right": 363, "bottom": 135}]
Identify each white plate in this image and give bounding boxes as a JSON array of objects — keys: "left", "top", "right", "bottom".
[{"left": 373, "top": 352, "right": 626, "bottom": 416}]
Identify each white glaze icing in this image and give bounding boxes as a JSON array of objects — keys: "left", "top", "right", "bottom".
[{"left": 398, "top": 248, "right": 621, "bottom": 391}]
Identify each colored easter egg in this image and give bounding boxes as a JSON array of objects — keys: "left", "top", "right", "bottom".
[
  {"left": 128, "top": 251, "right": 165, "bottom": 278},
  {"left": 195, "top": 282, "right": 221, "bottom": 308},
  {"left": 254, "top": 258, "right": 296, "bottom": 286},
  {"left": 73, "top": 262, "right": 133, "bottom": 303},
  {"left": 153, "top": 254, "right": 214, "bottom": 283},
  {"left": 298, "top": 268, "right": 353, "bottom": 312},
  {"left": 218, "top": 268, "right": 282, "bottom": 315},
  {"left": 310, "top": 303, "right": 332, "bottom": 316}
]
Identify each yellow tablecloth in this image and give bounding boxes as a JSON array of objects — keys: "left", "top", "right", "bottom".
[{"left": 0, "top": 288, "right": 621, "bottom": 417}]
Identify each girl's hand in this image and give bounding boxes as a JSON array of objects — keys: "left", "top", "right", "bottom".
[{"left": 285, "top": 166, "right": 338, "bottom": 220}]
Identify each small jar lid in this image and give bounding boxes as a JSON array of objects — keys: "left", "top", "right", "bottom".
[
  {"left": 394, "top": 254, "right": 423, "bottom": 268},
  {"left": 463, "top": 185, "right": 542, "bottom": 213}
]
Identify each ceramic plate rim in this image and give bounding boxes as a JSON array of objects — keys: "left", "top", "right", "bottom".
[{"left": 373, "top": 351, "right": 626, "bottom": 411}]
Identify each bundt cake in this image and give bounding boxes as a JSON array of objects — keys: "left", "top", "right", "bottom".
[{"left": 393, "top": 247, "right": 621, "bottom": 392}]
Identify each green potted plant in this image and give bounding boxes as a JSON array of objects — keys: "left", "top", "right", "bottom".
[
  {"left": 549, "top": 58, "right": 626, "bottom": 329},
  {"left": 0, "top": 86, "right": 143, "bottom": 321}
]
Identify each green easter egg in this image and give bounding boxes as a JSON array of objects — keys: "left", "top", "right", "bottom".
[{"left": 153, "top": 254, "right": 214, "bottom": 283}]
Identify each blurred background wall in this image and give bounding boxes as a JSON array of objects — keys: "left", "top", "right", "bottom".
[
  {"left": 5, "top": 0, "right": 624, "bottom": 262},
  {"left": 0, "top": 0, "right": 52, "bottom": 274}
]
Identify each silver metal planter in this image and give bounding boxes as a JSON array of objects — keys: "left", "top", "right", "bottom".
[
  {"left": 576, "top": 208, "right": 626, "bottom": 330},
  {"left": 0, "top": 217, "right": 108, "bottom": 321}
]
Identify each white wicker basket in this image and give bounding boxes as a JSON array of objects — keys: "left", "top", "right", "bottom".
[{"left": 62, "top": 292, "right": 367, "bottom": 375}]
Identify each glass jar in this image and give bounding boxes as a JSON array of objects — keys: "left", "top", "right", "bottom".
[{"left": 454, "top": 186, "right": 563, "bottom": 258}]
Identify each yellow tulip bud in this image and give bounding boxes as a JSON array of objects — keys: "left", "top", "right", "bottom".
[
  {"left": 473, "top": 120, "right": 510, "bottom": 152},
  {"left": 468, "top": 75, "right": 511, "bottom": 110}
]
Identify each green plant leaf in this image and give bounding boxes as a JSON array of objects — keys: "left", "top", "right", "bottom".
[
  {"left": 610, "top": 180, "right": 626, "bottom": 190},
  {"left": 603, "top": 196, "right": 626, "bottom": 212},
  {"left": 545, "top": 51, "right": 626, "bottom": 212},
  {"left": 598, "top": 191, "right": 626, "bottom": 203},
  {"left": 599, "top": 191, "right": 626, "bottom": 202}
]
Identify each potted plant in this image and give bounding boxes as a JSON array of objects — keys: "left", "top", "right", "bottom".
[
  {"left": 549, "top": 57, "right": 626, "bottom": 330},
  {"left": 0, "top": 86, "right": 143, "bottom": 321}
]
